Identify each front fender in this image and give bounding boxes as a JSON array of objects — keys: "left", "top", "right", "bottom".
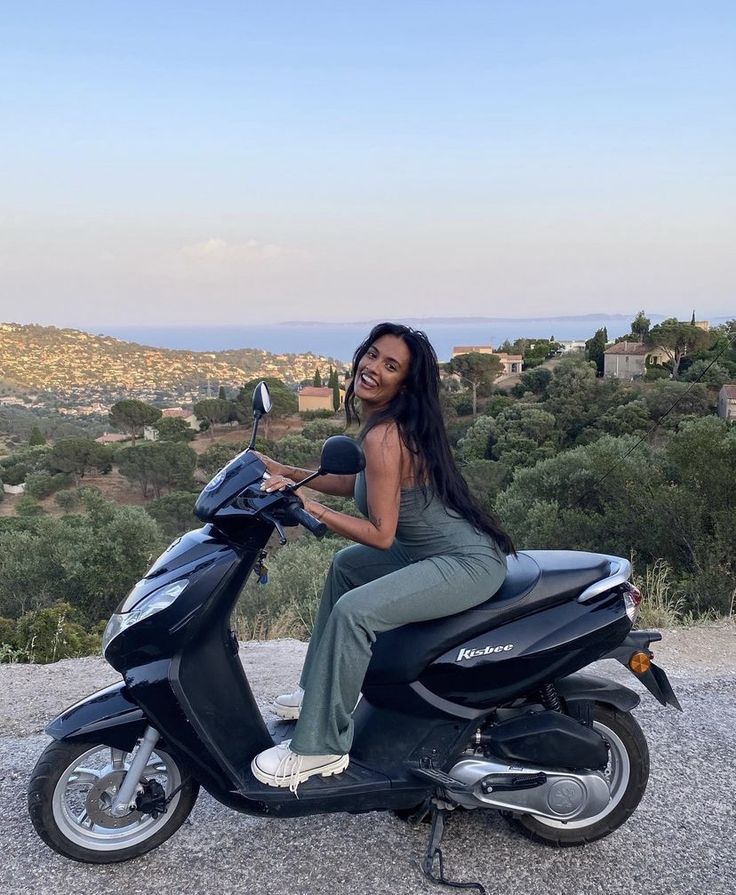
[
  {"left": 45, "top": 681, "right": 147, "bottom": 752},
  {"left": 556, "top": 672, "right": 641, "bottom": 713}
]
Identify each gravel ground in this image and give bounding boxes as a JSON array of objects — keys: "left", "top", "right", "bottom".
[{"left": 1, "top": 624, "right": 735, "bottom": 895}]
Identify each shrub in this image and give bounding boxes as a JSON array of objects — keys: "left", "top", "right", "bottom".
[
  {"left": 15, "top": 602, "right": 100, "bottom": 664},
  {"left": 301, "top": 419, "right": 344, "bottom": 442},
  {"left": 55, "top": 489, "right": 81, "bottom": 512},
  {"left": 25, "top": 471, "right": 75, "bottom": 499},
  {"left": 15, "top": 494, "right": 46, "bottom": 516},
  {"left": 233, "top": 536, "right": 347, "bottom": 640}
]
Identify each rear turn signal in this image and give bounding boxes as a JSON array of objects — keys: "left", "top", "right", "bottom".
[{"left": 628, "top": 651, "right": 651, "bottom": 674}]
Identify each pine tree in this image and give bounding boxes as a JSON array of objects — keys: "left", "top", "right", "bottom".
[
  {"left": 218, "top": 385, "right": 227, "bottom": 400},
  {"left": 313, "top": 368, "right": 322, "bottom": 387},
  {"left": 28, "top": 425, "right": 46, "bottom": 446}
]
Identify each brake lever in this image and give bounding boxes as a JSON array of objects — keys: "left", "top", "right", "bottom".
[{"left": 260, "top": 511, "right": 287, "bottom": 545}]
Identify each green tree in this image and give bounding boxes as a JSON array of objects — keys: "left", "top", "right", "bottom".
[
  {"left": 510, "top": 367, "right": 553, "bottom": 398},
  {"left": 193, "top": 398, "right": 232, "bottom": 438},
  {"left": 109, "top": 399, "right": 162, "bottom": 445},
  {"left": 237, "top": 378, "right": 298, "bottom": 437},
  {"left": 217, "top": 385, "right": 227, "bottom": 400},
  {"left": 313, "top": 368, "right": 322, "bottom": 387},
  {"left": 28, "top": 425, "right": 46, "bottom": 446},
  {"left": 118, "top": 442, "right": 197, "bottom": 498},
  {"left": 46, "top": 438, "right": 113, "bottom": 484},
  {"left": 147, "top": 491, "right": 200, "bottom": 538},
  {"left": 647, "top": 320, "right": 714, "bottom": 378},
  {"left": 0, "top": 490, "right": 165, "bottom": 622},
  {"left": 631, "top": 311, "right": 651, "bottom": 337},
  {"left": 197, "top": 442, "right": 243, "bottom": 477},
  {"left": 271, "top": 434, "right": 321, "bottom": 470},
  {"left": 585, "top": 327, "right": 608, "bottom": 375},
  {"left": 643, "top": 381, "right": 710, "bottom": 427},
  {"left": 448, "top": 353, "right": 502, "bottom": 417},
  {"left": 155, "top": 416, "right": 196, "bottom": 442}
]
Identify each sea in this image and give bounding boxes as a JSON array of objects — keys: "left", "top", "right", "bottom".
[{"left": 99, "top": 315, "right": 728, "bottom": 364}]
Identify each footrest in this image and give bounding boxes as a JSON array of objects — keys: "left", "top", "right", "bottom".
[{"left": 409, "top": 765, "right": 468, "bottom": 792}]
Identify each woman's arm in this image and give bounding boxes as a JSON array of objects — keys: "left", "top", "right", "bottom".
[
  {"left": 301, "top": 424, "right": 403, "bottom": 549},
  {"left": 253, "top": 451, "right": 355, "bottom": 497}
]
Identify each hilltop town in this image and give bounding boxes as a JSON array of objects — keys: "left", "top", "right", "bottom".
[{"left": 0, "top": 323, "right": 345, "bottom": 414}]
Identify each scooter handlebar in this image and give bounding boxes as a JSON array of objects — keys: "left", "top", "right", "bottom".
[{"left": 290, "top": 505, "right": 328, "bottom": 539}]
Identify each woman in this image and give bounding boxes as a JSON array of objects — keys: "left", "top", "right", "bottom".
[{"left": 251, "top": 322, "right": 514, "bottom": 791}]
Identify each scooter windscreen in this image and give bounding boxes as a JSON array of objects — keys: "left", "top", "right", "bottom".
[{"left": 194, "top": 450, "right": 266, "bottom": 521}]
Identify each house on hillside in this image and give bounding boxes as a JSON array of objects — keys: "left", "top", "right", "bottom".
[
  {"left": 143, "top": 407, "right": 200, "bottom": 441},
  {"left": 451, "top": 345, "right": 523, "bottom": 376},
  {"left": 603, "top": 341, "right": 669, "bottom": 380},
  {"left": 298, "top": 386, "right": 336, "bottom": 413},
  {"left": 718, "top": 384, "right": 736, "bottom": 421}
]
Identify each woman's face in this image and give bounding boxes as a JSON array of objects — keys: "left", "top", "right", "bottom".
[{"left": 353, "top": 333, "right": 412, "bottom": 410}]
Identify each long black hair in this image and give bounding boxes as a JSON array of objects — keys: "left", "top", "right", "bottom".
[{"left": 344, "top": 322, "right": 515, "bottom": 555}]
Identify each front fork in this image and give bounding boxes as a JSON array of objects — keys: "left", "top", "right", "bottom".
[{"left": 110, "top": 725, "right": 160, "bottom": 816}]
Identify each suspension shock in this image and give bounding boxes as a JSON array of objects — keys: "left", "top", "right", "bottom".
[{"left": 539, "top": 682, "right": 562, "bottom": 712}]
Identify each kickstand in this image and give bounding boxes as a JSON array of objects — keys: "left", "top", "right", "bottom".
[{"left": 417, "top": 805, "right": 487, "bottom": 895}]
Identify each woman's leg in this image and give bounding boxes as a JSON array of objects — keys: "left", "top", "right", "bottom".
[
  {"left": 298, "top": 541, "right": 411, "bottom": 690},
  {"left": 290, "top": 552, "right": 507, "bottom": 756}
]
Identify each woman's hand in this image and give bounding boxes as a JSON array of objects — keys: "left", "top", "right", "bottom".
[
  {"left": 252, "top": 450, "right": 286, "bottom": 477},
  {"left": 260, "top": 474, "right": 298, "bottom": 494}
]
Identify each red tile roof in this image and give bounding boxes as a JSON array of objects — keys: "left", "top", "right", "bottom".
[
  {"left": 299, "top": 387, "right": 332, "bottom": 396},
  {"left": 722, "top": 384, "right": 736, "bottom": 399},
  {"left": 604, "top": 341, "right": 649, "bottom": 356}
]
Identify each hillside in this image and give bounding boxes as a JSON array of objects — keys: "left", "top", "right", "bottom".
[{"left": 0, "top": 322, "right": 345, "bottom": 406}]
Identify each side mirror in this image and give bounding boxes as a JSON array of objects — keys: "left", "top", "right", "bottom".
[
  {"left": 252, "top": 381, "right": 272, "bottom": 418},
  {"left": 319, "top": 436, "right": 366, "bottom": 476}
]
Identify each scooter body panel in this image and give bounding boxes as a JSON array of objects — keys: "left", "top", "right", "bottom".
[
  {"left": 418, "top": 591, "right": 631, "bottom": 707},
  {"left": 45, "top": 682, "right": 147, "bottom": 752}
]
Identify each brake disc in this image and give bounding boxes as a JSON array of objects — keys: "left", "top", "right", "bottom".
[{"left": 85, "top": 770, "right": 144, "bottom": 828}]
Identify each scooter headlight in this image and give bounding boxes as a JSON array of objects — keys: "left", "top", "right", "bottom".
[{"left": 102, "top": 578, "right": 189, "bottom": 652}]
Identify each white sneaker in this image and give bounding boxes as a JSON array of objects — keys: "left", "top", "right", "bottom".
[
  {"left": 251, "top": 742, "right": 349, "bottom": 793},
  {"left": 272, "top": 685, "right": 304, "bottom": 720}
]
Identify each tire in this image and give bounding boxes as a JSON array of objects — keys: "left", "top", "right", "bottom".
[
  {"left": 28, "top": 739, "right": 199, "bottom": 863},
  {"left": 506, "top": 704, "right": 649, "bottom": 847}
]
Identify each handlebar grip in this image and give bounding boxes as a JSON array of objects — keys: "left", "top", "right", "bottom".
[{"left": 292, "top": 506, "right": 328, "bottom": 539}]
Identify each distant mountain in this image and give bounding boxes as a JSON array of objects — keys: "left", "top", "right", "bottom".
[{"left": 0, "top": 323, "right": 343, "bottom": 405}]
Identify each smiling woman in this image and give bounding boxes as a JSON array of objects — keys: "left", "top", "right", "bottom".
[{"left": 251, "top": 321, "right": 515, "bottom": 790}]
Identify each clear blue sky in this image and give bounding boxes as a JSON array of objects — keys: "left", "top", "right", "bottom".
[{"left": 1, "top": 1, "right": 734, "bottom": 326}]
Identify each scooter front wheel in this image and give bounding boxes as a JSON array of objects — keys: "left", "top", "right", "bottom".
[
  {"left": 28, "top": 739, "right": 199, "bottom": 863},
  {"left": 505, "top": 704, "right": 649, "bottom": 847}
]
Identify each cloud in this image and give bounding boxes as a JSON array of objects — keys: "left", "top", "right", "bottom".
[{"left": 181, "top": 238, "right": 308, "bottom": 264}]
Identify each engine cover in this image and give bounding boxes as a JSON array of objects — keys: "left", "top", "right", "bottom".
[{"left": 446, "top": 758, "right": 612, "bottom": 821}]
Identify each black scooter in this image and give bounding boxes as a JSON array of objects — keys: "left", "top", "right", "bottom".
[{"left": 28, "top": 382, "right": 681, "bottom": 889}]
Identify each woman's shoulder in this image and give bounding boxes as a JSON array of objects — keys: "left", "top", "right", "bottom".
[{"left": 361, "top": 420, "right": 401, "bottom": 450}]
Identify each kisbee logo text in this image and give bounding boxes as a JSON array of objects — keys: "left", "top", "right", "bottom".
[{"left": 456, "top": 643, "right": 515, "bottom": 662}]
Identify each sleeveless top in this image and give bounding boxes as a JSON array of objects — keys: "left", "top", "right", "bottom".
[{"left": 353, "top": 469, "right": 506, "bottom": 568}]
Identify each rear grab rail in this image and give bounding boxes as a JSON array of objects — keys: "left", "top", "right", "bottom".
[{"left": 577, "top": 555, "right": 632, "bottom": 603}]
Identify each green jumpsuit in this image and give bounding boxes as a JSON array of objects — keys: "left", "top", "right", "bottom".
[{"left": 289, "top": 470, "right": 508, "bottom": 757}]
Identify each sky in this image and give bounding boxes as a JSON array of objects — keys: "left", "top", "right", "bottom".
[{"left": 1, "top": 1, "right": 734, "bottom": 327}]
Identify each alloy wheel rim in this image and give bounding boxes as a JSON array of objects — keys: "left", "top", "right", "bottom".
[{"left": 51, "top": 744, "right": 182, "bottom": 851}]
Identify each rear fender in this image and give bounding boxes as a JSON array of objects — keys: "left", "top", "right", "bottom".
[
  {"left": 556, "top": 671, "right": 641, "bottom": 713},
  {"left": 45, "top": 681, "right": 148, "bottom": 752},
  {"left": 602, "top": 630, "right": 683, "bottom": 711}
]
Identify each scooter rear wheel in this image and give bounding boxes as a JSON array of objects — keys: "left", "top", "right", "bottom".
[
  {"left": 505, "top": 704, "right": 649, "bottom": 847},
  {"left": 28, "top": 739, "right": 199, "bottom": 863}
]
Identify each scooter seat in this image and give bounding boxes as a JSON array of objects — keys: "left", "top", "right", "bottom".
[{"left": 366, "top": 550, "right": 612, "bottom": 684}]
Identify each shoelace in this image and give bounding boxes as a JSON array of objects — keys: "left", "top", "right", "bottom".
[{"left": 273, "top": 747, "right": 305, "bottom": 797}]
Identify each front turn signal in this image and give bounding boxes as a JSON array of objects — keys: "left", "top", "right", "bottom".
[{"left": 628, "top": 651, "right": 651, "bottom": 674}]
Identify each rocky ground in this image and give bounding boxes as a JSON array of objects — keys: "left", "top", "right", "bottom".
[{"left": 1, "top": 624, "right": 734, "bottom": 895}]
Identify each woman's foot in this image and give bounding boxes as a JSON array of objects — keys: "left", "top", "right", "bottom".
[
  {"left": 272, "top": 685, "right": 304, "bottom": 720},
  {"left": 251, "top": 743, "right": 349, "bottom": 792}
]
